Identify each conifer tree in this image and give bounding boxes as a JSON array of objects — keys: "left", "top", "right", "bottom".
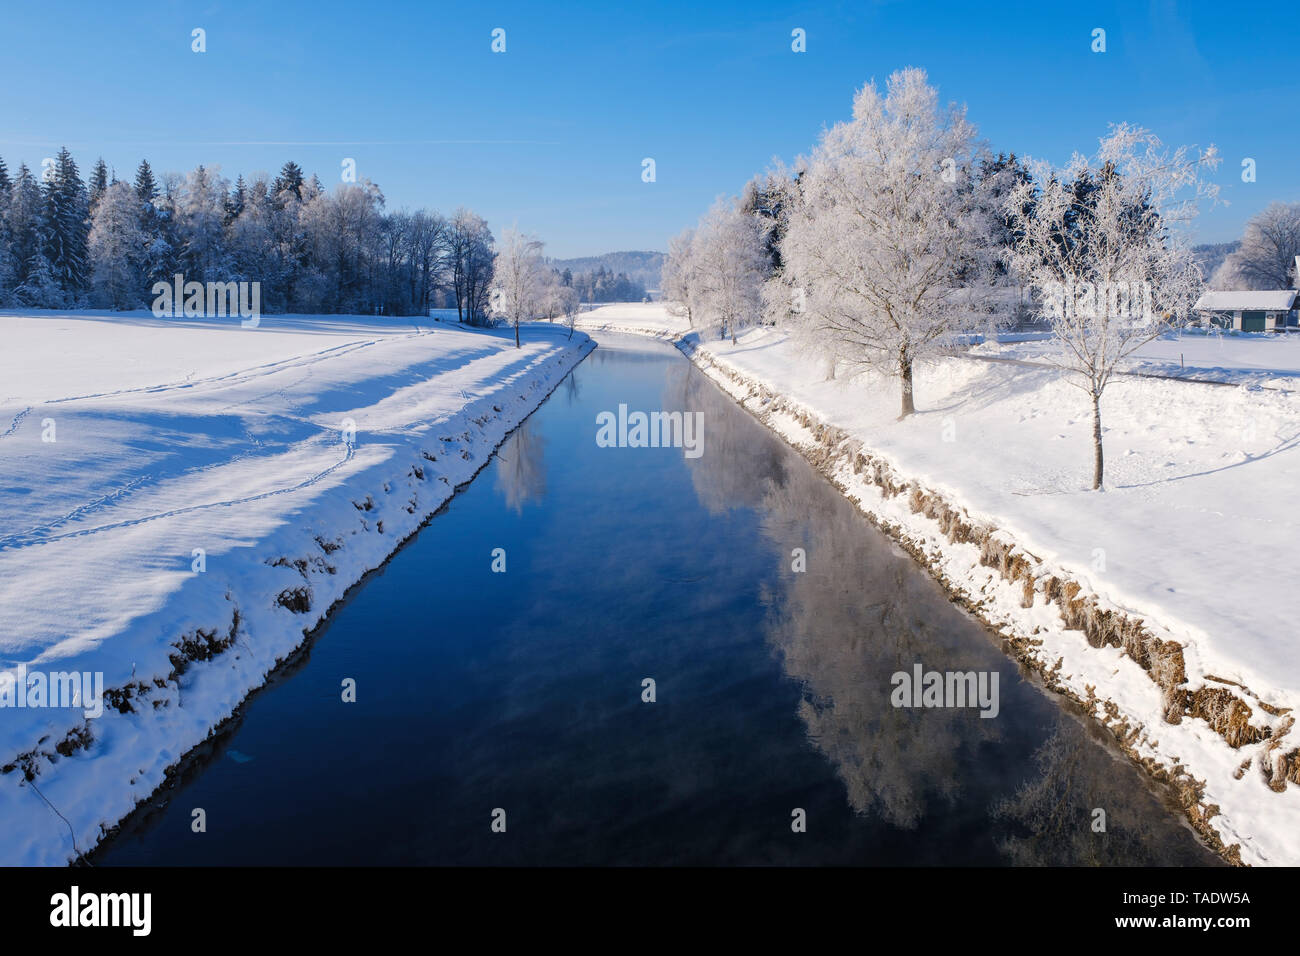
[
  {"left": 273, "top": 161, "right": 305, "bottom": 203},
  {"left": 225, "top": 174, "right": 247, "bottom": 224},
  {"left": 0, "top": 156, "right": 11, "bottom": 298},
  {"left": 42, "top": 147, "right": 90, "bottom": 297},
  {"left": 89, "top": 157, "right": 109, "bottom": 210},
  {"left": 134, "top": 159, "right": 158, "bottom": 203},
  {"left": 7, "top": 163, "right": 44, "bottom": 289}
]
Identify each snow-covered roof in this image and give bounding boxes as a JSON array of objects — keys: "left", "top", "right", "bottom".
[{"left": 1194, "top": 290, "right": 1297, "bottom": 311}]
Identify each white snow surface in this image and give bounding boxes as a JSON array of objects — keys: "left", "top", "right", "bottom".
[
  {"left": 0, "top": 309, "right": 592, "bottom": 865},
  {"left": 578, "top": 303, "right": 1300, "bottom": 865},
  {"left": 973, "top": 328, "right": 1300, "bottom": 387},
  {"left": 1194, "top": 291, "right": 1297, "bottom": 312},
  {"left": 574, "top": 301, "right": 691, "bottom": 339}
]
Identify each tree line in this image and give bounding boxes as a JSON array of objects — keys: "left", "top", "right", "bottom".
[
  {"left": 556, "top": 265, "right": 647, "bottom": 303},
  {"left": 0, "top": 148, "right": 658, "bottom": 326},
  {"left": 0, "top": 149, "right": 497, "bottom": 320}
]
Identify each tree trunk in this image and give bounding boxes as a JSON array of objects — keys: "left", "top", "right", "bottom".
[
  {"left": 1091, "top": 390, "right": 1104, "bottom": 490},
  {"left": 899, "top": 355, "right": 915, "bottom": 418},
  {"left": 515, "top": 319, "right": 521, "bottom": 348}
]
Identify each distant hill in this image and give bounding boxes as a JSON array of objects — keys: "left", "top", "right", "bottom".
[{"left": 549, "top": 251, "right": 666, "bottom": 295}]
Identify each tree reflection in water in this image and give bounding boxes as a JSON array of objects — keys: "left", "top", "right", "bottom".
[
  {"left": 670, "top": 361, "right": 1217, "bottom": 864},
  {"left": 992, "top": 719, "right": 1220, "bottom": 866},
  {"left": 494, "top": 419, "right": 547, "bottom": 514}
]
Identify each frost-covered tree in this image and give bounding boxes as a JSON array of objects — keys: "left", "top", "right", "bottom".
[
  {"left": 1212, "top": 202, "right": 1300, "bottom": 290},
  {"left": 559, "top": 283, "right": 581, "bottom": 339},
  {"left": 1005, "top": 124, "right": 1219, "bottom": 489},
  {"left": 143, "top": 171, "right": 188, "bottom": 291},
  {"left": 449, "top": 208, "right": 494, "bottom": 325},
  {"left": 405, "top": 209, "right": 449, "bottom": 315},
  {"left": 272, "top": 161, "right": 306, "bottom": 205},
  {"left": 301, "top": 180, "right": 385, "bottom": 313},
  {"left": 740, "top": 166, "right": 800, "bottom": 275},
  {"left": 9, "top": 160, "right": 63, "bottom": 308},
  {"left": 740, "top": 166, "right": 804, "bottom": 329},
  {"left": 661, "top": 227, "right": 702, "bottom": 327},
  {"left": 535, "top": 267, "right": 567, "bottom": 321},
  {"left": 693, "top": 198, "right": 769, "bottom": 343},
  {"left": 490, "top": 227, "right": 546, "bottom": 347},
  {"left": 176, "top": 165, "right": 230, "bottom": 283},
  {"left": 781, "top": 68, "right": 995, "bottom": 417},
  {"left": 129, "top": 159, "right": 172, "bottom": 288},
  {"left": 15, "top": 248, "right": 62, "bottom": 307},
  {"left": 226, "top": 181, "right": 276, "bottom": 292},
  {"left": 88, "top": 181, "right": 146, "bottom": 309}
]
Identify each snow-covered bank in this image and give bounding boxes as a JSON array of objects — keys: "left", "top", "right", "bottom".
[
  {"left": 579, "top": 304, "right": 1300, "bottom": 865},
  {"left": 0, "top": 310, "right": 593, "bottom": 865},
  {"left": 574, "top": 302, "right": 687, "bottom": 339}
]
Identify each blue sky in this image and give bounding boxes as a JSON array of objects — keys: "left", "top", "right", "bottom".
[{"left": 0, "top": 0, "right": 1294, "bottom": 257}]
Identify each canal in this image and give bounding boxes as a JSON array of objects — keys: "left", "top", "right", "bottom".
[{"left": 94, "top": 334, "right": 1218, "bottom": 865}]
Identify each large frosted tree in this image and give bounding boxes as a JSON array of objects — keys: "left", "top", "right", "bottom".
[
  {"left": 781, "top": 67, "right": 995, "bottom": 417},
  {"left": 692, "top": 197, "right": 769, "bottom": 344},
  {"left": 301, "top": 180, "right": 385, "bottom": 312},
  {"left": 449, "top": 208, "right": 494, "bottom": 326},
  {"left": 1212, "top": 201, "right": 1300, "bottom": 290},
  {"left": 490, "top": 227, "right": 546, "bottom": 347},
  {"left": 177, "top": 164, "right": 230, "bottom": 283},
  {"left": 1004, "top": 125, "right": 1219, "bottom": 489},
  {"left": 88, "top": 180, "right": 146, "bottom": 309},
  {"left": 661, "top": 227, "right": 701, "bottom": 327}
]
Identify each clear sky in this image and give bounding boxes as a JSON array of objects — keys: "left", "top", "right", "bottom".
[{"left": 1, "top": 0, "right": 1294, "bottom": 258}]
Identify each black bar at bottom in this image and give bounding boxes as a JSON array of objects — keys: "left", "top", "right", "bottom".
[{"left": 0, "top": 865, "right": 1278, "bottom": 943}]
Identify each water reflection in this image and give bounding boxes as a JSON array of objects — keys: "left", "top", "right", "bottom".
[
  {"left": 672, "top": 366, "right": 997, "bottom": 828},
  {"left": 671, "top": 362, "right": 1216, "bottom": 864},
  {"left": 494, "top": 419, "right": 547, "bottom": 513},
  {"left": 992, "top": 719, "right": 1218, "bottom": 866}
]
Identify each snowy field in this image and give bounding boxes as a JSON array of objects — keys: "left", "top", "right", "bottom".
[
  {"left": 972, "top": 329, "right": 1300, "bottom": 388},
  {"left": 574, "top": 301, "right": 691, "bottom": 338},
  {"left": 0, "top": 309, "right": 593, "bottom": 864},
  {"left": 578, "top": 303, "right": 1300, "bottom": 864}
]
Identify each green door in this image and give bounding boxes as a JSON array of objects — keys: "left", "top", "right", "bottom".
[{"left": 1241, "top": 311, "right": 1266, "bottom": 332}]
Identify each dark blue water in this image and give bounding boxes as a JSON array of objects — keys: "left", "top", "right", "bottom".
[{"left": 94, "top": 335, "right": 1217, "bottom": 866}]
